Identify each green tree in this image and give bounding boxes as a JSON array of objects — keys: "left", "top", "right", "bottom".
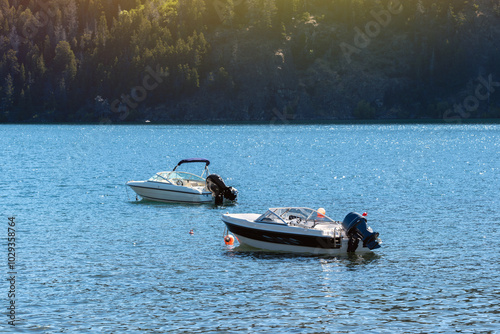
[
  {"left": 53, "top": 40, "right": 77, "bottom": 84},
  {"left": 97, "top": 11, "right": 109, "bottom": 46},
  {"left": 1, "top": 74, "right": 14, "bottom": 113}
]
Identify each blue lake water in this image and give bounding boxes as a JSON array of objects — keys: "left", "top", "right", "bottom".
[{"left": 1, "top": 124, "right": 499, "bottom": 333}]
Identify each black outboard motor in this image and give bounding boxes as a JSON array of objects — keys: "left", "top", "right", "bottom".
[
  {"left": 342, "top": 212, "right": 381, "bottom": 252},
  {"left": 206, "top": 174, "right": 238, "bottom": 205}
]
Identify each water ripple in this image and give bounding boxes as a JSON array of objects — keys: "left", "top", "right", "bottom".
[{"left": 2, "top": 124, "right": 499, "bottom": 333}]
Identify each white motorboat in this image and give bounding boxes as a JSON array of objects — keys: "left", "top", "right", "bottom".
[
  {"left": 222, "top": 207, "right": 381, "bottom": 254},
  {"left": 127, "top": 158, "right": 237, "bottom": 204}
]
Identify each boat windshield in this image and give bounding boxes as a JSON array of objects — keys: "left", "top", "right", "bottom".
[
  {"left": 256, "top": 207, "right": 335, "bottom": 223},
  {"left": 148, "top": 171, "right": 206, "bottom": 183}
]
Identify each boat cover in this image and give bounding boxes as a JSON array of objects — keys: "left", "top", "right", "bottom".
[{"left": 173, "top": 158, "right": 210, "bottom": 170}]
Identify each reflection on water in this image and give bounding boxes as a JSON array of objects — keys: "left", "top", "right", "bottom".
[
  {"left": 129, "top": 196, "right": 239, "bottom": 209},
  {"left": 227, "top": 246, "right": 381, "bottom": 264}
]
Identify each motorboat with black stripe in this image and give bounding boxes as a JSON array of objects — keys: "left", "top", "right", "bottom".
[
  {"left": 222, "top": 207, "right": 381, "bottom": 254},
  {"left": 126, "top": 158, "right": 237, "bottom": 204}
]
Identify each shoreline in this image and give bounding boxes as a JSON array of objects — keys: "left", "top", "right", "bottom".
[{"left": 2, "top": 118, "right": 500, "bottom": 126}]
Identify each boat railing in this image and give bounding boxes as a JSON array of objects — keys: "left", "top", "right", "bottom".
[
  {"left": 323, "top": 228, "right": 343, "bottom": 248},
  {"left": 201, "top": 166, "right": 209, "bottom": 178}
]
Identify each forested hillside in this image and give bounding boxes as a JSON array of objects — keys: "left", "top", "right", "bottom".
[{"left": 1, "top": 0, "right": 500, "bottom": 122}]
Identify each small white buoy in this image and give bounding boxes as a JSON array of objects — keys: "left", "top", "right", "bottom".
[{"left": 189, "top": 229, "right": 194, "bottom": 235}]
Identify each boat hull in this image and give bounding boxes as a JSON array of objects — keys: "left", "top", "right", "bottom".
[
  {"left": 127, "top": 181, "right": 212, "bottom": 204},
  {"left": 223, "top": 215, "right": 373, "bottom": 254}
]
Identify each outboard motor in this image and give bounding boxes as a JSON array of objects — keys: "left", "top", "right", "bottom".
[
  {"left": 206, "top": 174, "right": 238, "bottom": 205},
  {"left": 342, "top": 212, "right": 381, "bottom": 252}
]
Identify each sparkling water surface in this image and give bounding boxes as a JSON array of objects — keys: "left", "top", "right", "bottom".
[{"left": 1, "top": 124, "right": 499, "bottom": 333}]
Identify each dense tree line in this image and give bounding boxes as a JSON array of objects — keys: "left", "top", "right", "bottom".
[{"left": 1, "top": 0, "right": 499, "bottom": 122}]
